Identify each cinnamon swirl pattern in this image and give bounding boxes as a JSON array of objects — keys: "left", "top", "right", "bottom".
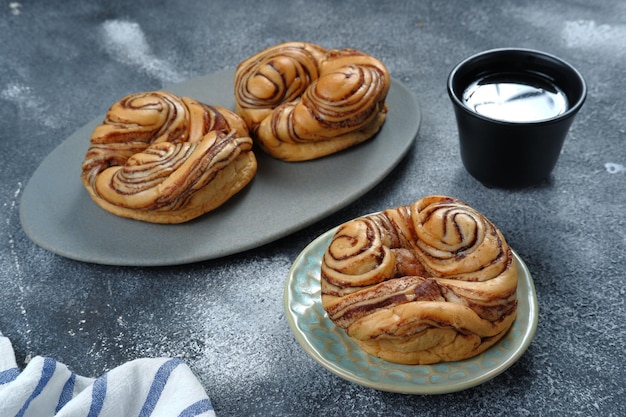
[
  {"left": 321, "top": 196, "right": 518, "bottom": 364},
  {"left": 81, "top": 91, "right": 257, "bottom": 224},
  {"left": 234, "top": 42, "right": 390, "bottom": 161}
]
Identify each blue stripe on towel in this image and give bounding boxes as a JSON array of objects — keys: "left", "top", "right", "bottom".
[
  {"left": 56, "top": 372, "right": 76, "bottom": 412},
  {"left": 138, "top": 358, "right": 183, "bottom": 417},
  {"left": 178, "top": 399, "right": 213, "bottom": 417},
  {"left": 87, "top": 373, "right": 107, "bottom": 417},
  {"left": 0, "top": 367, "right": 20, "bottom": 385},
  {"left": 16, "top": 357, "right": 56, "bottom": 417}
]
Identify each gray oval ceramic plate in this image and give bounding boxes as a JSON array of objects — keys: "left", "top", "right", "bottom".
[
  {"left": 284, "top": 226, "right": 539, "bottom": 394},
  {"left": 19, "top": 70, "right": 420, "bottom": 266}
]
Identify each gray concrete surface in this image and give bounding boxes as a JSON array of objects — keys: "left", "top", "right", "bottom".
[{"left": 1, "top": 0, "right": 624, "bottom": 415}]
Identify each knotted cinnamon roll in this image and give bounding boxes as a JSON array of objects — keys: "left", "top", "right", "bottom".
[
  {"left": 234, "top": 42, "right": 390, "bottom": 161},
  {"left": 321, "top": 196, "right": 518, "bottom": 364},
  {"left": 81, "top": 91, "right": 257, "bottom": 224}
]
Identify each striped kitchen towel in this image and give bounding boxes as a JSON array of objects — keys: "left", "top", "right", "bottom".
[{"left": 0, "top": 332, "right": 215, "bottom": 417}]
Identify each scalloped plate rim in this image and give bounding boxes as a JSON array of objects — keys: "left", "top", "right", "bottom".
[{"left": 284, "top": 225, "right": 539, "bottom": 395}]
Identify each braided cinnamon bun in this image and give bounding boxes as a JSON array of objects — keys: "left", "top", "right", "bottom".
[
  {"left": 81, "top": 91, "right": 257, "bottom": 224},
  {"left": 234, "top": 42, "right": 390, "bottom": 161},
  {"left": 321, "top": 196, "right": 518, "bottom": 364}
]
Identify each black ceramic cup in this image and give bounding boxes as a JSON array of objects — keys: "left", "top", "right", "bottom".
[{"left": 447, "top": 48, "right": 587, "bottom": 188}]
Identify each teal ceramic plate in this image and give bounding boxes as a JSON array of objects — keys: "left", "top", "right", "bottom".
[{"left": 284, "top": 227, "right": 538, "bottom": 394}]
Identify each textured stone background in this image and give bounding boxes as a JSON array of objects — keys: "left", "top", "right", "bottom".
[{"left": 1, "top": 0, "right": 624, "bottom": 415}]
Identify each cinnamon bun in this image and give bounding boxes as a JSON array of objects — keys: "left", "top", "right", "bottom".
[
  {"left": 321, "top": 196, "right": 518, "bottom": 364},
  {"left": 234, "top": 42, "right": 390, "bottom": 161},
  {"left": 81, "top": 91, "right": 257, "bottom": 224}
]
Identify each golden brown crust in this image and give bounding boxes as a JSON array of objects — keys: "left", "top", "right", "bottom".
[
  {"left": 320, "top": 196, "right": 518, "bottom": 364},
  {"left": 81, "top": 91, "right": 257, "bottom": 224},
  {"left": 234, "top": 42, "right": 390, "bottom": 161}
]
